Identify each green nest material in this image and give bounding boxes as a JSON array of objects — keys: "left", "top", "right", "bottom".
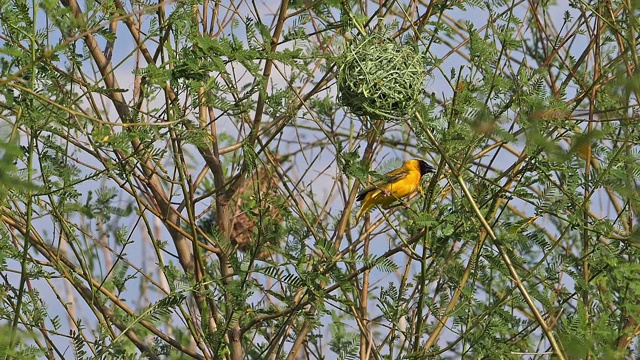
[{"left": 338, "top": 33, "right": 428, "bottom": 120}]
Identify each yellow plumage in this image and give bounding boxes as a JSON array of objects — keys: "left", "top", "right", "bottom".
[{"left": 355, "top": 159, "right": 434, "bottom": 220}]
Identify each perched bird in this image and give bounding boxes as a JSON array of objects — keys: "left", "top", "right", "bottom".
[{"left": 356, "top": 159, "right": 434, "bottom": 220}]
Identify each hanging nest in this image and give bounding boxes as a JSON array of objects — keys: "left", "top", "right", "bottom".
[
  {"left": 199, "top": 158, "right": 289, "bottom": 261},
  {"left": 338, "top": 33, "right": 428, "bottom": 120}
]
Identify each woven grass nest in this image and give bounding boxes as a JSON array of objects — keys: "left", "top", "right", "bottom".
[{"left": 338, "top": 33, "right": 428, "bottom": 120}]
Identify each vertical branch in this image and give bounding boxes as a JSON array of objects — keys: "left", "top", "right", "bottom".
[
  {"left": 359, "top": 236, "right": 371, "bottom": 359},
  {"left": 420, "top": 119, "right": 566, "bottom": 360},
  {"left": 422, "top": 239, "right": 482, "bottom": 353},
  {"left": 62, "top": 0, "right": 195, "bottom": 273},
  {"left": 215, "top": 3, "right": 290, "bottom": 359},
  {"left": 582, "top": 6, "right": 601, "bottom": 359}
]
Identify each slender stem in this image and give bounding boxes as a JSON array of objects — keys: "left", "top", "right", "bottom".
[{"left": 419, "top": 116, "right": 566, "bottom": 360}]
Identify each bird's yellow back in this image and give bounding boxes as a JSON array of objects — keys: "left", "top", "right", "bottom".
[{"left": 377, "top": 160, "right": 421, "bottom": 201}]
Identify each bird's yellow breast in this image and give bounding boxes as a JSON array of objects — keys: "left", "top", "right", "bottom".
[
  {"left": 369, "top": 170, "right": 421, "bottom": 207},
  {"left": 385, "top": 171, "right": 420, "bottom": 197}
]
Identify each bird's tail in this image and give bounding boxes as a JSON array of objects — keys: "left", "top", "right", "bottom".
[{"left": 355, "top": 203, "right": 372, "bottom": 222}]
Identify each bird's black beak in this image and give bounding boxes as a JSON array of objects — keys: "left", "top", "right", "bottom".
[{"left": 418, "top": 160, "right": 434, "bottom": 176}]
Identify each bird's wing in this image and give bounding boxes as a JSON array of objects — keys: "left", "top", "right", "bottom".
[{"left": 356, "top": 167, "right": 410, "bottom": 201}]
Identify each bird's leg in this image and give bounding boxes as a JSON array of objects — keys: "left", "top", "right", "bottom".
[{"left": 387, "top": 199, "right": 412, "bottom": 211}]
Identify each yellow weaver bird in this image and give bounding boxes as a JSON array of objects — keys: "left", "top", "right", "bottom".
[{"left": 355, "top": 159, "right": 434, "bottom": 220}]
